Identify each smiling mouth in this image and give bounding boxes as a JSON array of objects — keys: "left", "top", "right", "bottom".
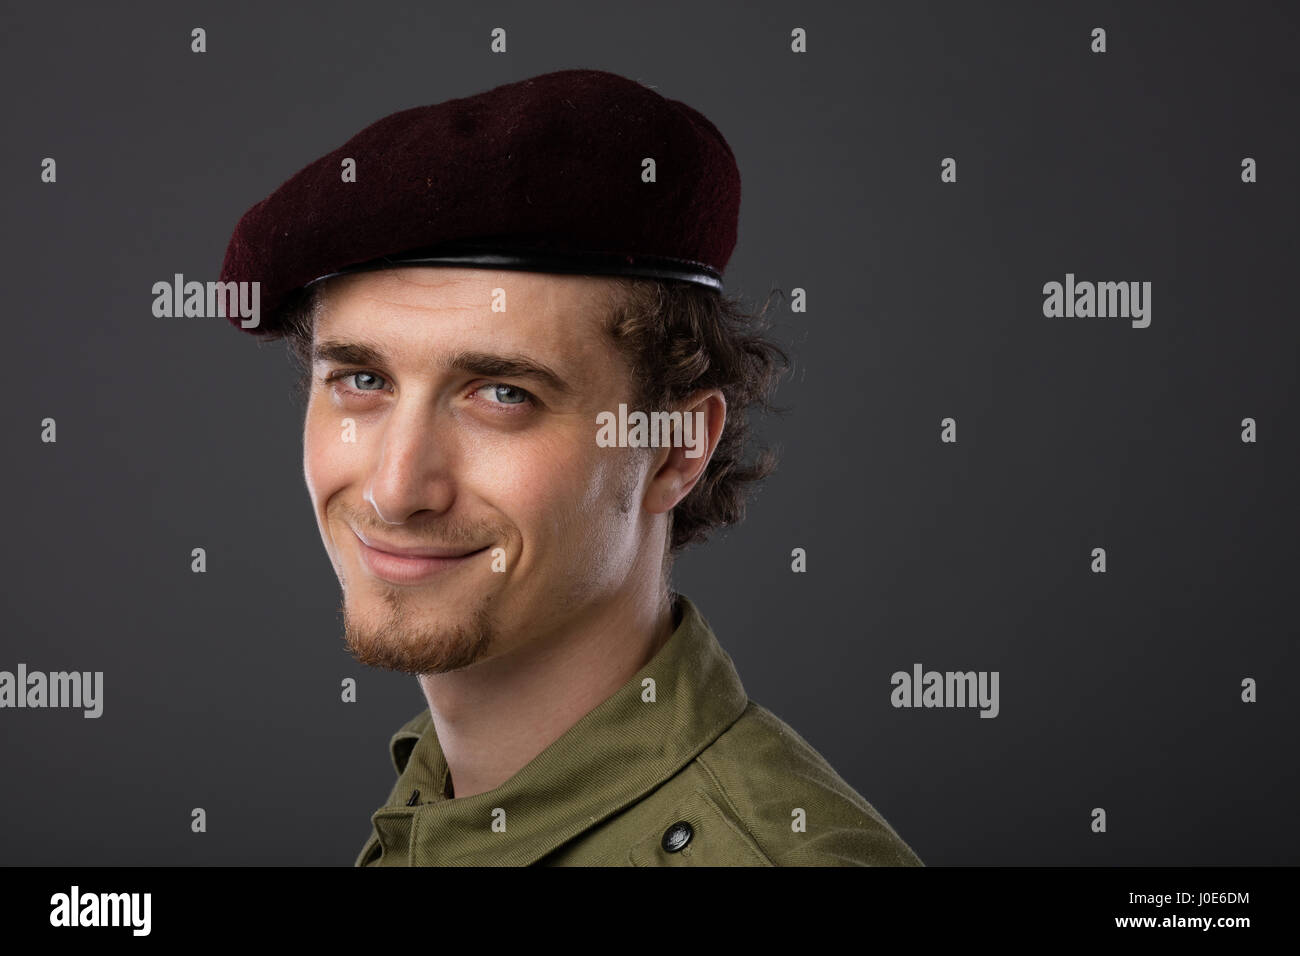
[{"left": 352, "top": 531, "right": 492, "bottom": 585}]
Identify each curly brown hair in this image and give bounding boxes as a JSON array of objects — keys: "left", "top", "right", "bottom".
[{"left": 278, "top": 273, "right": 789, "bottom": 559}]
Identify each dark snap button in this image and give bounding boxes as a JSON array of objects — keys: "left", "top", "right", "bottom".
[{"left": 661, "top": 820, "right": 693, "bottom": 853}]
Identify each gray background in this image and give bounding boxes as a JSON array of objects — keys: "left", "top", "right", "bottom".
[{"left": 2, "top": 0, "right": 1296, "bottom": 866}]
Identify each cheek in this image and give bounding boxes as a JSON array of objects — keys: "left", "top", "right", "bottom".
[
  {"left": 302, "top": 399, "right": 353, "bottom": 511},
  {"left": 579, "top": 450, "right": 642, "bottom": 553},
  {"left": 471, "top": 434, "right": 618, "bottom": 549}
]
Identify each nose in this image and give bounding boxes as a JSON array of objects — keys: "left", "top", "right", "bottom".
[{"left": 364, "top": 397, "right": 457, "bottom": 525}]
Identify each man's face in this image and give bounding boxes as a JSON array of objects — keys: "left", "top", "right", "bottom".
[{"left": 302, "top": 266, "right": 650, "bottom": 675}]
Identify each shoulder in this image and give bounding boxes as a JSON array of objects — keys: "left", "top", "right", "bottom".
[{"left": 692, "top": 700, "right": 923, "bottom": 866}]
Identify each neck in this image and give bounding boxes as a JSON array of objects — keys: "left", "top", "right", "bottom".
[{"left": 416, "top": 579, "right": 677, "bottom": 799}]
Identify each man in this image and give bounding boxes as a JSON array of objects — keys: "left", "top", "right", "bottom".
[{"left": 221, "top": 68, "right": 921, "bottom": 866}]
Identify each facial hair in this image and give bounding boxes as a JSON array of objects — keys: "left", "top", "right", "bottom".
[
  {"left": 330, "top": 501, "right": 505, "bottom": 674},
  {"left": 341, "top": 580, "right": 497, "bottom": 675}
]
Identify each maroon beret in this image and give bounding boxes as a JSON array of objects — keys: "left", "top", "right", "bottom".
[{"left": 220, "top": 68, "right": 741, "bottom": 336}]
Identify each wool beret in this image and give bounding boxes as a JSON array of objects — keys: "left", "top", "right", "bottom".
[{"left": 220, "top": 68, "right": 741, "bottom": 337}]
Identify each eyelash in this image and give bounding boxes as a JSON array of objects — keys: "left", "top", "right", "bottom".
[{"left": 320, "top": 370, "right": 537, "bottom": 411}]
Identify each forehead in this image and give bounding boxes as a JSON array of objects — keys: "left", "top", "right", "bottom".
[{"left": 312, "top": 266, "right": 623, "bottom": 372}]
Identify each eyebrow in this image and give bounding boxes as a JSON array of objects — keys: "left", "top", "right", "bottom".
[{"left": 312, "top": 340, "right": 574, "bottom": 395}]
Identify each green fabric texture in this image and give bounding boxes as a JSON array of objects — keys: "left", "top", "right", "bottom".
[{"left": 355, "top": 594, "right": 923, "bottom": 867}]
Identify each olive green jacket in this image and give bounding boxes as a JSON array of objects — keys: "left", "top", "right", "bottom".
[{"left": 355, "top": 594, "right": 922, "bottom": 866}]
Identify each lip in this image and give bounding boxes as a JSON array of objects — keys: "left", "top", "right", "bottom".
[
  {"left": 353, "top": 530, "right": 484, "bottom": 559},
  {"left": 351, "top": 529, "right": 490, "bottom": 585}
]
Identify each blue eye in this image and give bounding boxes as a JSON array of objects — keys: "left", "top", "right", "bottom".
[
  {"left": 324, "top": 370, "right": 387, "bottom": 392},
  {"left": 482, "top": 384, "right": 531, "bottom": 405},
  {"left": 323, "top": 369, "right": 387, "bottom": 392}
]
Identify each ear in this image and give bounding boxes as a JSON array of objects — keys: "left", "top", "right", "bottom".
[{"left": 642, "top": 389, "right": 727, "bottom": 515}]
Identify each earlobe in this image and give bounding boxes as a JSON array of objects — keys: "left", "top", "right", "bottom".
[
  {"left": 663, "top": 481, "right": 682, "bottom": 512},
  {"left": 642, "top": 479, "right": 673, "bottom": 517},
  {"left": 642, "top": 460, "right": 683, "bottom": 517}
]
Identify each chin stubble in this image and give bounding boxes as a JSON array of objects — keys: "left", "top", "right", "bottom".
[{"left": 341, "top": 584, "right": 497, "bottom": 676}]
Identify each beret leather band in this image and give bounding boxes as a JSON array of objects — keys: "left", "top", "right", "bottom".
[{"left": 305, "top": 240, "right": 724, "bottom": 293}]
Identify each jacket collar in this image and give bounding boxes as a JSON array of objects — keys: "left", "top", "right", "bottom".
[{"left": 368, "top": 592, "right": 749, "bottom": 866}]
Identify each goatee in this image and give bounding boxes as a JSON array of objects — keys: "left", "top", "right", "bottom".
[{"left": 341, "top": 586, "right": 497, "bottom": 675}]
